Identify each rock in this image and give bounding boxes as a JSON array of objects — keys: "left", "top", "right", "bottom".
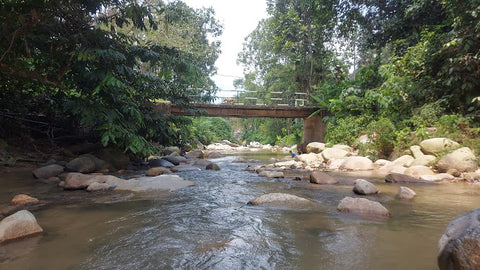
[
  {"left": 206, "top": 163, "right": 221, "bottom": 171},
  {"left": 410, "top": 145, "right": 424, "bottom": 159},
  {"left": 171, "top": 165, "right": 201, "bottom": 172},
  {"left": 188, "top": 150, "right": 204, "bottom": 159},
  {"left": 146, "top": 167, "right": 170, "bottom": 176},
  {"left": 247, "top": 193, "right": 310, "bottom": 206},
  {"left": 462, "top": 172, "right": 480, "bottom": 182},
  {"left": 327, "top": 158, "right": 345, "bottom": 171},
  {"left": 32, "top": 164, "right": 64, "bottom": 179},
  {"left": 420, "top": 173, "right": 455, "bottom": 182},
  {"left": 411, "top": 155, "right": 436, "bottom": 166},
  {"left": 310, "top": 171, "right": 338, "bottom": 184},
  {"left": 353, "top": 179, "right": 379, "bottom": 195},
  {"left": 438, "top": 208, "right": 480, "bottom": 270},
  {"left": 207, "top": 151, "right": 224, "bottom": 158},
  {"left": 306, "top": 142, "right": 326, "bottom": 153},
  {"left": 81, "top": 154, "right": 110, "bottom": 171},
  {"left": 86, "top": 182, "right": 115, "bottom": 192},
  {"left": 437, "top": 147, "right": 478, "bottom": 173},
  {"left": 164, "top": 146, "right": 181, "bottom": 155},
  {"left": 296, "top": 153, "right": 324, "bottom": 165},
  {"left": 340, "top": 156, "right": 374, "bottom": 171},
  {"left": 258, "top": 170, "right": 284, "bottom": 178},
  {"left": 104, "top": 175, "right": 195, "bottom": 192},
  {"left": 374, "top": 159, "right": 391, "bottom": 167},
  {"left": 377, "top": 164, "right": 407, "bottom": 175},
  {"left": 337, "top": 197, "right": 390, "bottom": 217},
  {"left": 404, "top": 165, "right": 435, "bottom": 178},
  {"left": 447, "top": 169, "right": 461, "bottom": 177},
  {"left": 332, "top": 144, "right": 353, "bottom": 153},
  {"left": 193, "top": 159, "right": 213, "bottom": 166},
  {"left": 385, "top": 173, "right": 436, "bottom": 184},
  {"left": 321, "top": 148, "right": 349, "bottom": 161},
  {"left": 420, "top": 138, "right": 460, "bottom": 155},
  {"left": 397, "top": 186, "right": 416, "bottom": 200},
  {"left": 11, "top": 194, "right": 39, "bottom": 205},
  {"left": 391, "top": 155, "right": 415, "bottom": 167},
  {"left": 274, "top": 160, "right": 302, "bottom": 169},
  {"left": 65, "top": 156, "right": 96, "bottom": 173},
  {"left": 162, "top": 155, "right": 180, "bottom": 166},
  {"left": 149, "top": 158, "right": 175, "bottom": 168},
  {"left": 42, "top": 177, "right": 60, "bottom": 184},
  {"left": 355, "top": 134, "right": 372, "bottom": 146},
  {"left": 0, "top": 210, "right": 43, "bottom": 243},
  {"left": 62, "top": 173, "right": 121, "bottom": 190},
  {"left": 207, "top": 143, "right": 233, "bottom": 151}
]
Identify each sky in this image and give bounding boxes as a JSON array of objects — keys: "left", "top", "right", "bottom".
[{"left": 180, "top": 0, "right": 269, "bottom": 96}]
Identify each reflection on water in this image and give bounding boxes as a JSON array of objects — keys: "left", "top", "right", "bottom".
[{"left": 1, "top": 155, "right": 480, "bottom": 270}]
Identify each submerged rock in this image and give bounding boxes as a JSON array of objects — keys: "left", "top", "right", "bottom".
[
  {"left": 438, "top": 208, "right": 480, "bottom": 270},
  {"left": 248, "top": 193, "right": 310, "bottom": 206},
  {"left": 10, "top": 194, "right": 39, "bottom": 206},
  {"left": 397, "top": 186, "right": 416, "bottom": 200},
  {"left": 0, "top": 210, "right": 43, "bottom": 243},
  {"left": 206, "top": 163, "right": 221, "bottom": 171},
  {"left": 353, "top": 179, "right": 379, "bottom": 195},
  {"left": 337, "top": 197, "right": 390, "bottom": 217},
  {"left": 32, "top": 164, "right": 64, "bottom": 179},
  {"left": 105, "top": 175, "right": 195, "bottom": 192},
  {"left": 340, "top": 156, "right": 374, "bottom": 171}
]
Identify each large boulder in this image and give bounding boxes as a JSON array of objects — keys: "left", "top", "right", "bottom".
[
  {"left": 410, "top": 145, "right": 425, "bottom": 159},
  {"left": 438, "top": 208, "right": 480, "bottom": 270},
  {"left": 187, "top": 150, "right": 204, "bottom": 159},
  {"left": 420, "top": 138, "right": 460, "bottom": 155},
  {"left": 385, "top": 173, "right": 436, "bottom": 184},
  {"left": 404, "top": 165, "right": 435, "bottom": 178},
  {"left": 62, "top": 173, "right": 121, "bottom": 190},
  {"left": 149, "top": 158, "right": 175, "bottom": 168},
  {"left": 310, "top": 171, "right": 338, "bottom": 184},
  {"left": 0, "top": 210, "right": 43, "bottom": 243},
  {"left": 397, "top": 186, "right": 416, "bottom": 200},
  {"left": 11, "top": 194, "right": 39, "bottom": 206},
  {"left": 321, "top": 148, "right": 349, "bottom": 161},
  {"left": 437, "top": 147, "right": 478, "bottom": 173},
  {"left": 306, "top": 142, "right": 326, "bottom": 153},
  {"left": 163, "top": 146, "right": 181, "bottom": 155},
  {"left": 65, "top": 156, "right": 96, "bottom": 173},
  {"left": 411, "top": 155, "right": 437, "bottom": 166},
  {"left": 332, "top": 144, "right": 353, "bottom": 153},
  {"left": 340, "top": 156, "right": 374, "bottom": 171},
  {"left": 353, "top": 179, "right": 379, "bottom": 195},
  {"left": 105, "top": 175, "right": 194, "bottom": 192},
  {"left": 296, "top": 153, "right": 324, "bottom": 166},
  {"left": 32, "top": 164, "right": 64, "bottom": 179},
  {"left": 337, "top": 197, "right": 390, "bottom": 217},
  {"left": 247, "top": 193, "right": 310, "bottom": 206},
  {"left": 162, "top": 155, "right": 181, "bottom": 166},
  {"left": 391, "top": 155, "right": 415, "bottom": 167}
]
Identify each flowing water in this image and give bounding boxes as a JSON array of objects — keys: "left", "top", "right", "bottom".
[{"left": 1, "top": 154, "right": 480, "bottom": 270}]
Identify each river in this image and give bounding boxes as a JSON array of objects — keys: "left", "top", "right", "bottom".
[{"left": 1, "top": 154, "right": 479, "bottom": 269}]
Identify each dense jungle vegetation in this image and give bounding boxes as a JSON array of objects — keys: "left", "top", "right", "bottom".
[{"left": 1, "top": 0, "right": 479, "bottom": 160}]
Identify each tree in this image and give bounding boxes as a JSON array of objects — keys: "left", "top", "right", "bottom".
[{"left": 0, "top": 0, "right": 222, "bottom": 155}]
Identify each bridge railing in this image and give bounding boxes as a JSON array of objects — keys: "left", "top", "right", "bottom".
[{"left": 196, "top": 89, "right": 314, "bottom": 107}]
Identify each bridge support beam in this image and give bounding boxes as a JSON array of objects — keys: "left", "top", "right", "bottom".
[{"left": 303, "top": 115, "right": 326, "bottom": 143}]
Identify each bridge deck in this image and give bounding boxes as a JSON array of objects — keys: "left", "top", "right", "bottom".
[{"left": 169, "top": 103, "right": 318, "bottom": 118}]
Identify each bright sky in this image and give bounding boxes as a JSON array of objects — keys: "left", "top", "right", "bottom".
[{"left": 181, "top": 0, "right": 268, "bottom": 94}]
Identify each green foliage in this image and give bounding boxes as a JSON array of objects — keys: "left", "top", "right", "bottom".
[
  {"left": 190, "top": 117, "right": 234, "bottom": 145},
  {"left": 0, "top": 0, "right": 221, "bottom": 155},
  {"left": 326, "top": 116, "right": 371, "bottom": 146}
]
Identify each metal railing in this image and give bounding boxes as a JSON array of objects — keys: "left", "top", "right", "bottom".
[{"left": 198, "top": 89, "right": 313, "bottom": 107}]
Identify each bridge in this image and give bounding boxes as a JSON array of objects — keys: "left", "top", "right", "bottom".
[{"left": 156, "top": 89, "right": 328, "bottom": 143}]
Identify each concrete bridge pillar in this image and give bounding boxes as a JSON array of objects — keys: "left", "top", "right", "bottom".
[{"left": 303, "top": 115, "right": 327, "bottom": 143}]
